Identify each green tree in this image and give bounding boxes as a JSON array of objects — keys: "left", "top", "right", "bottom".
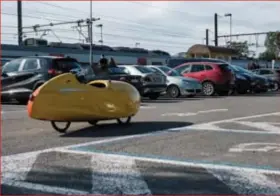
[
  {"left": 259, "top": 31, "right": 280, "bottom": 60},
  {"left": 227, "top": 41, "right": 249, "bottom": 57}
]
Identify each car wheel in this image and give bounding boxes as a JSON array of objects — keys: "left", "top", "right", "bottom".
[
  {"left": 51, "top": 121, "right": 71, "bottom": 133},
  {"left": 117, "top": 117, "right": 131, "bottom": 124},
  {"left": 272, "top": 82, "right": 279, "bottom": 91},
  {"left": 148, "top": 93, "right": 161, "bottom": 100},
  {"left": 202, "top": 81, "right": 215, "bottom": 96},
  {"left": 167, "top": 85, "right": 180, "bottom": 98}
]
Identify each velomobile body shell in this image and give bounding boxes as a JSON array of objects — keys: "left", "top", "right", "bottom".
[{"left": 27, "top": 73, "right": 141, "bottom": 122}]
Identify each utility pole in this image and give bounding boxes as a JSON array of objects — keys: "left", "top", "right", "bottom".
[
  {"left": 214, "top": 13, "right": 218, "bottom": 46},
  {"left": 89, "top": 0, "right": 93, "bottom": 67},
  {"left": 224, "top": 13, "right": 232, "bottom": 45},
  {"left": 17, "top": 0, "right": 23, "bottom": 45},
  {"left": 205, "top": 29, "right": 209, "bottom": 46}
]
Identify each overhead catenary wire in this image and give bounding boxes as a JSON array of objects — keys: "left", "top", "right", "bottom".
[{"left": 2, "top": 5, "right": 191, "bottom": 38}]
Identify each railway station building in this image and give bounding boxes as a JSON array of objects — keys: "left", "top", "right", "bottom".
[{"left": 186, "top": 44, "right": 239, "bottom": 62}]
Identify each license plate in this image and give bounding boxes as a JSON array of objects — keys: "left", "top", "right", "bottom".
[{"left": 131, "top": 79, "right": 138, "bottom": 83}]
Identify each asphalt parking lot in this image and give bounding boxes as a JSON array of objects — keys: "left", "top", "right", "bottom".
[{"left": 2, "top": 92, "right": 280, "bottom": 194}]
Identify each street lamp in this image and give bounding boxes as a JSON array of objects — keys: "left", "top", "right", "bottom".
[{"left": 224, "top": 13, "right": 232, "bottom": 46}]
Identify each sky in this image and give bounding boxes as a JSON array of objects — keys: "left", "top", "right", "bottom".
[{"left": 1, "top": 1, "right": 280, "bottom": 56}]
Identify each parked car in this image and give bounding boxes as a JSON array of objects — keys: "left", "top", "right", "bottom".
[
  {"left": 229, "top": 65, "right": 252, "bottom": 94},
  {"left": 231, "top": 65, "right": 269, "bottom": 93},
  {"left": 80, "top": 63, "right": 143, "bottom": 90},
  {"left": 173, "top": 62, "right": 234, "bottom": 96},
  {"left": 1, "top": 56, "right": 85, "bottom": 104},
  {"left": 167, "top": 57, "right": 227, "bottom": 68},
  {"left": 118, "top": 65, "right": 167, "bottom": 100},
  {"left": 146, "top": 65, "right": 202, "bottom": 98},
  {"left": 251, "top": 68, "right": 280, "bottom": 91}
]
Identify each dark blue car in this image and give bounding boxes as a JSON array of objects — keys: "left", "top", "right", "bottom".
[{"left": 230, "top": 65, "right": 269, "bottom": 93}]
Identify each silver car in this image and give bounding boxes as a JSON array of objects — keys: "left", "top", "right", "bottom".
[{"left": 147, "top": 65, "right": 202, "bottom": 98}]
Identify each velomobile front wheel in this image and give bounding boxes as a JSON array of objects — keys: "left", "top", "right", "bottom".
[
  {"left": 51, "top": 121, "right": 71, "bottom": 133},
  {"left": 117, "top": 117, "right": 131, "bottom": 124}
]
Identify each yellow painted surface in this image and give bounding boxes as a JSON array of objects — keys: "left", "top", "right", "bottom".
[{"left": 28, "top": 73, "right": 141, "bottom": 122}]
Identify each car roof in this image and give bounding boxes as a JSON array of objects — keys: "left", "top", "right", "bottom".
[{"left": 177, "top": 61, "right": 225, "bottom": 67}]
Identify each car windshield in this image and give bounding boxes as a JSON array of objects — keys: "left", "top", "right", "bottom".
[
  {"left": 80, "top": 64, "right": 95, "bottom": 76},
  {"left": 230, "top": 65, "right": 240, "bottom": 72},
  {"left": 135, "top": 66, "right": 154, "bottom": 73},
  {"left": 232, "top": 65, "right": 253, "bottom": 74},
  {"left": 158, "top": 66, "right": 182, "bottom": 76}
]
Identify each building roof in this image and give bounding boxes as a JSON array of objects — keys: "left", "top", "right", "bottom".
[{"left": 187, "top": 44, "right": 239, "bottom": 55}]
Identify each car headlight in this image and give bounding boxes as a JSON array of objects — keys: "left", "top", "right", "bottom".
[{"left": 182, "top": 80, "right": 189, "bottom": 85}]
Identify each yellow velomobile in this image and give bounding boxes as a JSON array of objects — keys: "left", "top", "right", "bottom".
[{"left": 27, "top": 73, "right": 141, "bottom": 133}]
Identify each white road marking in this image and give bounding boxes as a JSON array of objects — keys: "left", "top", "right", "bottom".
[
  {"left": 1, "top": 110, "right": 27, "bottom": 114},
  {"left": 169, "top": 112, "right": 280, "bottom": 131},
  {"left": 2, "top": 179, "right": 89, "bottom": 195},
  {"left": 140, "top": 106, "right": 156, "bottom": 109},
  {"left": 90, "top": 155, "right": 151, "bottom": 194},
  {"left": 237, "top": 121, "right": 280, "bottom": 133},
  {"left": 4, "top": 112, "right": 280, "bottom": 159},
  {"left": 56, "top": 149, "right": 280, "bottom": 175},
  {"left": 161, "top": 109, "right": 228, "bottom": 117},
  {"left": 206, "top": 112, "right": 280, "bottom": 125},
  {"left": 207, "top": 168, "right": 280, "bottom": 194},
  {"left": 2, "top": 151, "right": 88, "bottom": 195},
  {"left": 197, "top": 109, "right": 228, "bottom": 113},
  {"left": 229, "top": 143, "right": 280, "bottom": 153},
  {"left": 2, "top": 151, "right": 39, "bottom": 181}
]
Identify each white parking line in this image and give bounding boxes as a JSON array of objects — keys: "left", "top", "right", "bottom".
[
  {"left": 207, "top": 168, "right": 280, "bottom": 194},
  {"left": 237, "top": 121, "right": 280, "bottom": 133},
  {"left": 162, "top": 109, "right": 228, "bottom": 117},
  {"left": 207, "top": 112, "right": 280, "bottom": 125},
  {"left": 2, "top": 179, "right": 89, "bottom": 195},
  {"left": 57, "top": 149, "right": 280, "bottom": 175},
  {"left": 1, "top": 110, "right": 27, "bottom": 114}
]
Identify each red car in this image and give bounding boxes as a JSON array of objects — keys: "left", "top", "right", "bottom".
[{"left": 173, "top": 62, "right": 234, "bottom": 96}]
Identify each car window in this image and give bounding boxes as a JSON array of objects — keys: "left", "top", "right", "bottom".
[
  {"left": 109, "top": 67, "right": 127, "bottom": 74},
  {"left": 217, "top": 63, "right": 231, "bottom": 72},
  {"left": 191, "top": 64, "right": 205, "bottom": 72},
  {"left": 150, "top": 67, "right": 164, "bottom": 75},
  {"left": 120, "top": 67, "right": 131, "bottom": 74},
  {"left": 2, "top": 59, "right": 22, "bottom": 73},
  {"left": 205, "top": 65, "right": 213, "bottom": 70},
  {"left": 175, "top": 64, "right": 191, "bottom": 73},
  {"left": 53, "top": 59, "right": 82, "bottom": 72},
  {"left": 135, "top": 66, "right": 154, "bottom": 73},
  {"left": 22, "top": 59, "right": 39, "bottom": 70}
]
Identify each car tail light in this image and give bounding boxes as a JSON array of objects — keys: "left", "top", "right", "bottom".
[{"left": 48, "top": 69, "right": 58, "bottom": 76}]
